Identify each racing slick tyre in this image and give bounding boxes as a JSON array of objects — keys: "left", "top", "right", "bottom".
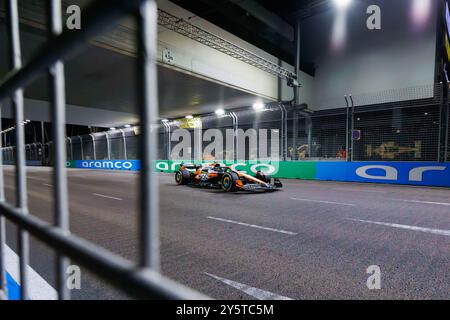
[
  {"left": 175, "top": 169, "right": 191, "bottom": 185},
  {"left": 221, "top": 172, "right": 239, "bottom": 192}
]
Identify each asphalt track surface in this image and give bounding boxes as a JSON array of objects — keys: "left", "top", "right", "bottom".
[{"left": 3, "top": 166, "right": 450, "bottom": 300}]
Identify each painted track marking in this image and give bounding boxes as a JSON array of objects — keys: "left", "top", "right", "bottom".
[
  {"left": 291, "top": 198, "right": 356, "bottom": 207},
  {"left": 204, "top": 273, "right": 293, "bottom": 300},
  {"left": 5, "top": 245, "right": 57, "bottom": 300},
  {"left": 389, "top": 199, "right": 450, "bottom": 207},
  {"left": 347, "top": 218, "right": 450, "bottom": 237},
  {"left": 92, "top": 193, "right": 123, "bottom": 201},
  {"left": 43, "top": 183, "right": 53, "bottom": 187},
  {"left": 332, "top": 188, "right": 385, "bottom": 194},
  {"left": 207, "top": 216, "right": 297, "bottom": 235}
]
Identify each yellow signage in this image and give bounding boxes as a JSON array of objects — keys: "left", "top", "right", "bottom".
[
  {"left": 177, "top": 117, "right": 202, "bottom": 129},
  {"left": 446, "top": 33, "right": 450, "bottom": 62}
]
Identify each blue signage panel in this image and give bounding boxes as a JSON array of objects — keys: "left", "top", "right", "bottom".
[
  {"left": 73, "top": 160, "right": 140, "bottom": 171},
  {"left": 316, "top": 162, "right": 450, "bottom": 187}
]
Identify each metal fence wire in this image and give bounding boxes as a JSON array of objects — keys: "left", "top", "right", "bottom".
[
  {"left": 447, "top": 106, "right": 450, "bottom": 162},
  {"left": 3, "top": 101, "right": 448, "bottom": 164},
  {"left": 45, "top": 104, "right": 443, "bottom": 164},
  {"left": 353, "top": 105, "right": 441, "bottom": 162},
  {"left": 0, "top": 0, "right": 206, "bottom": 300}
]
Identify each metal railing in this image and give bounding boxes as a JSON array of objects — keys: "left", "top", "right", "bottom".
[
  {"left": 0, "top": 0, "right": 205, "bottom": 300},
  {"left": 2, "top": 100, "right": 448, "bottom": 166}
]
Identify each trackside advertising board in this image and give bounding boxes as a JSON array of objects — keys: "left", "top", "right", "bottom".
[
  {"left": 66, "top": 160, "right": 316, "bottom": 179},
  {"left": 315, "top": 162, "right": 450, "bottom": 187},
  {"left": 66, "top": 160, "right": 450, "bottom": 188},
  {"left": 66, "top": 160, "right": 140, "bottom": 171}
]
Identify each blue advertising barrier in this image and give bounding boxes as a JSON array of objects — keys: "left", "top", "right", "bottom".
[
  {"left": 316, "top": 162, "right": 450, "bottom": 187},
  {"left": 68, "top": 160, "right": 140, "bottom": 171}
]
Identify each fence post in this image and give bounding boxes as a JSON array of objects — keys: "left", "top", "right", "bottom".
[
  {"left": 7, "top": 0, "right": 30, "bottom": 300},
  {"left": 136, "top": 0, "right": 160, "bottom": 270},
  {"left": 41, "top": 121, "right": 45, "bottom": 163},
  {"left": 444, "top": 99, "right": 449, "bottom": 162},
  {"left": 0, "top": 105, "right": 6, "bottom": 299},
  {"left": 105, "top": 132, "right": 111, "bottom": 160},
  {"left": 90, "top": 134, "right": 96, "bottom": 160},
  {"left": 77, "top": 135, "right": 83, "bottom": 160},
  {"left": 67, "top": 138, "right": 73, "bottom": 161},
  {"left": 119, "top": 129, "right": 127, "bottom": 160},
  {"left": 438, "top": 81, "right": 449, "bottom": 162}
]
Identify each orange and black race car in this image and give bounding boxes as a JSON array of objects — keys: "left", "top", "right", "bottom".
[{"left": 175, "top": 163, "right": 282, "bottom": 192}]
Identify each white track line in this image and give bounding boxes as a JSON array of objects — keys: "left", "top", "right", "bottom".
[
  {"left": 5, "top": 245, "right": 57, "bottom": 300},
  {"left": 332, "top": 188, "right": 386, "bottom": 194},
  {"left": 389, "top": 199, "right": 450, "bottom": 207},
  {"left": 207, "top": 216, "right": 297, "bottom": 235},
  {"left": 290, "top": 198, "right": 356, "bottom": 207},
  {"left": 92, "top": 193, "right": 123, "bottom": 201},
  {"left": 347, "top": 218, "right": 450, "bottom": 237},
  {"left": 204, "top": 273, "right": 293, "bottom": 300}
]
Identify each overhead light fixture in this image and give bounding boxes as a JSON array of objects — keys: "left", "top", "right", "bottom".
[
  {"left": 161, "top": 119, "right": 169, "bottom": 122},
  {"left": 333, "top": 0, "right": 352, "bottom": 9},
  {"left": 411, "top": 0, "right": 432, "bottom": 30},
  {"left": 215, "top": 109, "right": 225, "bottom": 116},
  {"left": 252, "top": 102, "right": 265, "bottom": 112},
  {"left": 124, "top": 124, "right": 131, "bottom": 128},
  {"left": 185, "top": 115, "right": 194, "bottom": 119},
  {"left": 110, "top": 127, "right": 116, "bottom": 130}
]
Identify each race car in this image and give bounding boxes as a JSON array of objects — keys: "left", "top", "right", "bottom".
[{"left": 175, "top": 163, "right": 282, "bottom": 192}]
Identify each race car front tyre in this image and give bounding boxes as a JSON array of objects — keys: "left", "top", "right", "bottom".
[
  {"left": 221, "top": 172, "right": 239, "bottom": 192},
  {"left": 175, "top": 170, "right": 190, "bottom": 185}
]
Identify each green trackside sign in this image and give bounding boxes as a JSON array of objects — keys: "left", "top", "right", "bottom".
[
  {"left": 66, "top": 160, "right": 316, "bottom": 180},
  {"left": 153, "top": 160, "right": 317, "bottom": 180},
  {"left": 66, "top": 161, "right": 76, "bottom": 168}
]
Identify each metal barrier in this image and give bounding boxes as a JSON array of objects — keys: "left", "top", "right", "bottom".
[
  {"left": 6, "top": 101, "right": 443, "bottom": 165},
  {"left": 447, "top": 106, "right": 450, "bottom": 162},
  {"left": 0, "top": 0, "right": 206, "bottom": 300},
  {"left": 2, "top": 102, "right": 448, "bottom": 166},
  {"left": 61, "top": 104, "right": 444, "bottom": 163}
]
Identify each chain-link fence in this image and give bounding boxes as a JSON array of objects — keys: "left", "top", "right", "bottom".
[
  {"left": 1, "top": 143, "right": 42, "bottom": 164},
  {"left": 447, "top": 106, "right": 450, "bottom": 162},
  {"left": 2, "top": 102, "right": 448, "bottom": 164},
  {"left": 353, "top": 105, "right": 441, "bottom": 162},
  {"left": 157, "top": 102, "right": 446, "bottom": 163},
  {"left": 45, "top": 129, "right": 142, "bottom": 164}
]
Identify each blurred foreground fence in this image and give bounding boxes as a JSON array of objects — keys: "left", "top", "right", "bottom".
[{"left": 0, "top": 0, "right": 206, "bottom": 301}]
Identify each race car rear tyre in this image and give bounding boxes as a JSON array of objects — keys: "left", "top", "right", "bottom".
[
  {"left": 221, "top": 172, "right": 239, "bottom": 192},
  {"left": 175, "top": 170, "right": 190, "bottom": 185}
]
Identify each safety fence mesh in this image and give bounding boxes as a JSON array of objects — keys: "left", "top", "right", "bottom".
[{"left": 3, "top": 102, "right": 447, "bottom": 163}]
